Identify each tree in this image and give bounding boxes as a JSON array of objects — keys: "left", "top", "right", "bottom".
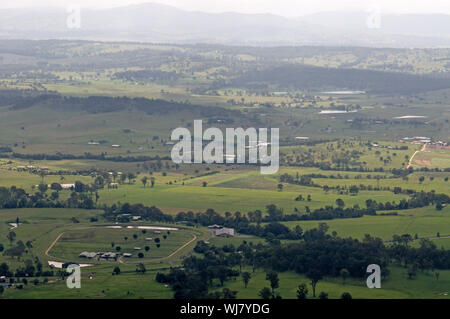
[
  {"left": 141, "top": 176, "right": 148, "bottom": 188},
  {"left": 38, "top": 183, "right": 48, "bottom": 194},
  {"left": 265, "top": 271, "right": 279, "bottom": 297},
  {"left": 136, "top": 263, "right": 146, "bottom": 274},
  {"left": 258, "top": 287, "right": 272, "bottom": 299},
  {"left": 150, "top": 177, "right": 156, "bottom": 188},
  {"left": 222, "top": 288, "right": 237, "bottom": 299},
  {"left": 39, "top": 171, "right": 47, "bottom": 183},
  {"left": 202, "top": 181, "right": 208, "bottom": 187},
  {"left": 277, "top": 184, "right": 283, "bottom": 192},
  {"left": 113, "top": 266, "right": 121, "bottom": 275},
  {"left": 341, "top": 292, "right": 352, "bottom": 299},
  {"left": 127, "top": 172, "right": 136, "bottom": 184},
  {"left": 335, "top": 198, "right": 345, "bottom": 209},
  {"left": 407, "top": 265, "right": 417, "bottom": 279},
  {"left": 306, "top": 269, "right": 322, "bottom": 298},
  {"left": 340, "top": 268, "right": 350, "bottom": 285},
  {"left": 242, "top": 272, "right": 251, "bottom": 288},
  {"left": 296, "top": 283, "right": 308, "bottom": 299},
  {"left": 50, "top": 183, "right": 63, "bottom": 192},
  {"left": 7, "top": 232, "right": 16, "bottom": 246},
  {"left": 319, "top": 292, "right": 329, "bottom": 299}
]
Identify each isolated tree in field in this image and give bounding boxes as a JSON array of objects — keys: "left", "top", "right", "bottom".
[
  {"left": 265, "top": 271, "right": 279, "bottom": 297},
  {"left": 306, "top": 269, "right": 323, "bottom": 297},
  {"left": 7, "top": 232, "right": 16, "bottom": 246},
  {"left": 341, "top": 292, "right": 352, "bottom": 299},
  {"left": 111, "top": 242, "right": 115, "bottom": 248},
  {"left": 202, "top": 181, "right": 208, "bottom": 187},
  {"left": 141, "top": 176, "right": 148, "bottom": 188},
  {"left": 112, "top": 172, "right": 118, "bottom": 183},
  {"left": 124, "top": 236, "right": 128, "bottom": 241},
  {"left": 407, "top": 265, "right": 417, "bottom": 279},
  {"left": 39, "top": 171, "right": 47, "bottom": 183},
  {"left": 419, "top": 176, "right": 425, "bottom": 184},
  {"left": 136, "top": 263, "right": 146, "bottom": 274},
  {"left": 145, "top": 246, "right": 150, "bottom": 251},
  {"left": 296, "top": 283, "right": 308, "bottom": 299},
  {"left": 242, "top": 272, "right": 251, "bottom": 288},
  {"left": 138, "top": 253, "right": 144, "bottom": 258},
  {"left": 0, "top": 244, "right": 3, "bottom": 252},
  {"left": 258, "top": 287, "right": 272, "bottom": 299},
  {"left": 133, "top": 234, "right": 138, "bottom": 240},
  {"left": 335, "top": 198, "right": 345, "bottom": 209},
  {"left": 113, "top": 267, "right": 121, "bottom": 275},
  {"left": 435, "top": 272, "right": 440, "bottom": 281},
  {"left": 150, "top": 177, "right": 155, "bottom": 188},
  {"left": 115, "top": 246, "right": 121, "bottom": 252},
  {"left": 127, "top": 172, "right": 136, "bottom": 184},
  {"left": 319, "top": 292, "right": 329, "bottom": 299},
  {"left": 349, "top": 185, "right": 359, "bottom": 195},
  {"left": 340, "top": 268, "right": 350, "bottom": 285}
]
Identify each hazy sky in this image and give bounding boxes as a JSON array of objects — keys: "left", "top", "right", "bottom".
[{"left": 1, "top": 0, "right": 450, "bottom": 17}]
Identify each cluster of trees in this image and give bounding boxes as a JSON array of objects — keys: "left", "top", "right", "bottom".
[
  {"left": 228, "top": 64, "right": 450, "bottom": 95},
  {"left": 155, "top": 247, "right": 242, "bottom": 299},
  {"left": 0, "top": 183, "right": 97, "bottom": 210},
  {"left": 155, "top": 224, "right": 450, "bottom": 299},
  {"left": 4, "top": 152, "right": 172, "bottom": 163}
]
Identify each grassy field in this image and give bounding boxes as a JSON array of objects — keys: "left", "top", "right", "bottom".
[
  {"left": 0, "top": 208, "right": 207, "bottom": 271},
  {"left": 280, "top": 205, "right": 450, "bottom": 241},
  {"left": 50, "top": 226, "right": 196, "bottom": 263},
  {"left": 213, "top": 266, "right": 450, "bottom": 299}
]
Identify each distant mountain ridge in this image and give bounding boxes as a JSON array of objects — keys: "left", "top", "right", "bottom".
[{"left": 0, "top": 3, "right": 449, "bottom": 47}]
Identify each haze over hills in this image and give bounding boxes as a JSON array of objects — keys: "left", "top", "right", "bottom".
[{"left": 0, "top": 2, "right": 450, "bottom": 47}]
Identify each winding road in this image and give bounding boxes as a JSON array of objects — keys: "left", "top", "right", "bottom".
[{"left": 407, "top": 143, "right": 427, "bottom": 169}]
